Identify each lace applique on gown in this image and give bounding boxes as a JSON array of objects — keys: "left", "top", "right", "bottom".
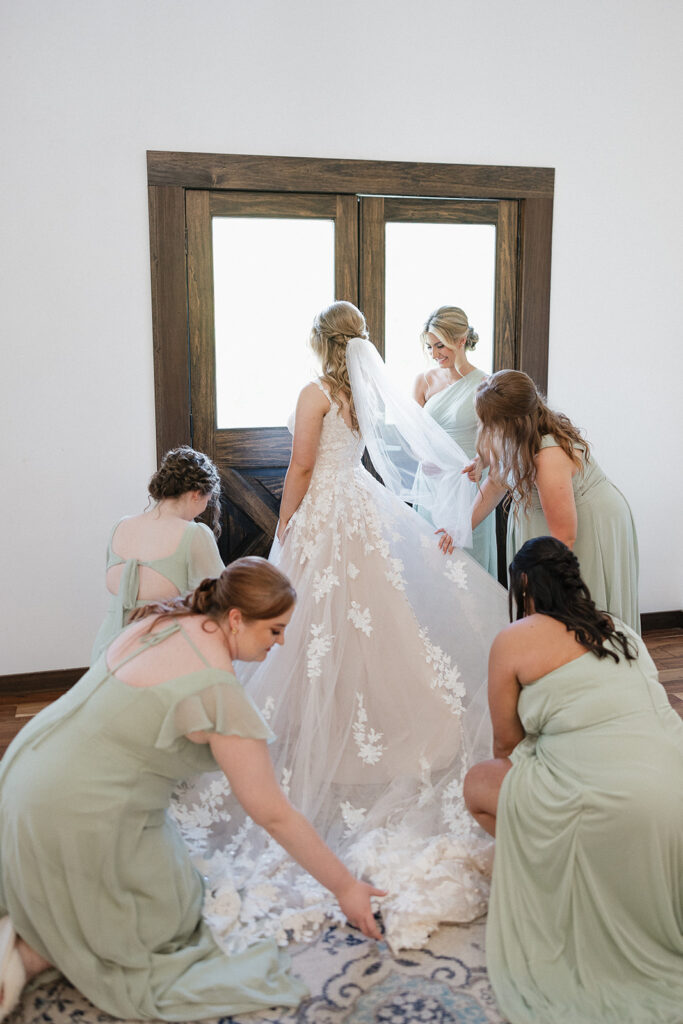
[{"left": 173, "top": 384, "right": 508, "bottom": 951}]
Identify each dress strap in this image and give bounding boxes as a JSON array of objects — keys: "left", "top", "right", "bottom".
[
  {"left": 315, "top": 378, "right": 332, "bottom": 404},
  {"left": 178, "top": 623, "right": 213, "bottom": 668},
  {"left": 107, "top": 622, "right": 182, "bottom": 675},
  {"left": 21, "top": 623, "right": 183, "bottom": 760},
  {"left": 105, "top": 517, "right": 128, "bottom": 567},
  {"left": 106, "top": 558, "right": 141, "bottom": 637}
]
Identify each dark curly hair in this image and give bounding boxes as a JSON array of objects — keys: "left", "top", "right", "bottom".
[
  {"left": 130, "top": 556, "right": 296, "bottom": 630},
  {"left": 509, "top": 537, "right": 637, "bottom": 663},
  {"left": 148, "top": 446, "right": 221, "bottom": 536}
]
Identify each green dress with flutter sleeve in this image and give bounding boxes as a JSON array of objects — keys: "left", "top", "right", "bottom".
[
  {"left": 421, "top": 369, "right": 497, "bottom": 576},
  {"left": 506, "top": 435, "right": 640, "bottom": 632},
  {"left": 91, "top": 520, "right": 225, "bottom": 664},
  {"left": 0, "top": 624, "right": 308, "bottom": 1021},
  {"left": 487, "top": 628, "right": 683, "bottom": 1023}
]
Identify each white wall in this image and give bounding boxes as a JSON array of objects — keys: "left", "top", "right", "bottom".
[{"left": 2, "top": 0, "right": 681, "bottom": 674}]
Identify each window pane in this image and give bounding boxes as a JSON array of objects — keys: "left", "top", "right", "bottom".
[
  {"left": 214, "top": 217, "right": 335, "bottom": 427},
  {"left": 384, "top": 222, "right": 496, "bottom": 395}
]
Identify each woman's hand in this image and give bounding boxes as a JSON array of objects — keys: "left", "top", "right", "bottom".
[
  {"left": 462, "top": 456, "right": 483, "bottom": 483},
  {"left": 435, "top": 528, "right": 455, "bottom": 555},
  {"left": 334, "top": 878, "right": 387, "bottom": 940},
  {"left": 211, "top": 734, "right": 387, "bottom": 940}
]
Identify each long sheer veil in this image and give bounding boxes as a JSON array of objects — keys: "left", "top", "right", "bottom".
[{"left": 346, "top": 337, "right": 476, "bottom": 547}]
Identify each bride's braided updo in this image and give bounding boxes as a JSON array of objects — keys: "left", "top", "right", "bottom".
[
  {"left": 130, "top": 556, "right": 296, "bottom": 631},
  {"left": 509, "top": 537, "right": 636, "bottom": 662},
  {"left": 148, "top": 446, "right": 222, "bottom": 536},
  {"left": 310, "top": 301, "right": 369, "bottom": 433}
]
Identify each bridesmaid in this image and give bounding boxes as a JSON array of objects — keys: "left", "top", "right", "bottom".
[
  {"left": 413, "top": 306, "right": 497, "bottom": 576},
  {"left": 91, "top": 446, "right": 225, "bottom": 663},
  {"left": 456, "top": 370, "right": 639, "bottom": 633},
  {"left": 0, "top": 559, "right": 383, "bottom": 1021},
  {"left": 463, "top": 537, "right": 683, "bottom": 1023}
]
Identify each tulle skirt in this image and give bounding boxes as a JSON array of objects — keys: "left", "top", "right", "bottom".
[{"left": 173, "top": 460, "right": 509, "bottom": 951}]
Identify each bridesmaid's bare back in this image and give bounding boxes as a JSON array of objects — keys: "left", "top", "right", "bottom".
[{"left": 106, "top": 513, "right": 191, "bottom": 600}]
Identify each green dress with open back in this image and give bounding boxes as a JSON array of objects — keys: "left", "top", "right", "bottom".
[
  {"left": 0, "top": 624, "right": 308, "bottom": 1021},
  {"left": 91, "top": 520, "right": 224, "bottom": 664}
]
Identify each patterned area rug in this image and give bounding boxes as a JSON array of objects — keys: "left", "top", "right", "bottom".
[{"left": 9, "top": 920, "right": 507, "bottom": 1024}]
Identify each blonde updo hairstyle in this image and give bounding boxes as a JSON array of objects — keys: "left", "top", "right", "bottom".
[
  {"left": 148, "top": 446, "right": 222, "bottom": 535},
  {"left": 310, "top": 300, "right": 369, "bottom": 432},
  {"left": 130, "top": 556, "right": 296, "bottom": 632},
  {"left": 421, "top": 306, "right": 479, "bottom": 355},
  {"left": 475, "top": 370, "right": 589, "bottom": 514}
]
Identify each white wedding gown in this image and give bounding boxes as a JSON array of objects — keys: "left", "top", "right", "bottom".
[{"left": 173, "top": 381, "right": 509, "bottom": 951}]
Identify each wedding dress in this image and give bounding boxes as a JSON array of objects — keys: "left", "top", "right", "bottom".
[{"left": 173, "top": 340, "right": 509, "bottom": 952}]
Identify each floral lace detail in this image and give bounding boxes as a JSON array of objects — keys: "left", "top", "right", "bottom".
[
  {"left": 419, "top": 627, "right": 466, "bottom": 715},
  {"left": 170, "top": 776, "right": 232, "bottom": 857},
  {"left": 348, "top": 601, "right": 373, "bottom": 636},
  {"left": 340, "top": 800, "right": 368, "bottom": 836},
  {"left": 261, "top": 696, "right": 275, "bottom": 721},
  {"left": 286, "top": 396, "right": 396, "bottom": 574},
  {"left": 441, "top": 775, "right": 475, "bottom": 835},
  {"left": 346, "top": 826, "right": 492, "bottom": 949},
  {"left": 200, "top": 842, "right": 346, "bottom": 953},
  {"left": 444, "top": 558, "right": 468, "bottom": 589},
  {"left": 347, "top": 561, "right": 360, "bottom": 579},
  {"left": 385, "top": 556, "right": 406, "bottom": 591},
  {"left": 352, "top": 692, "right": 386, "bottom": 765},
  {"left": 307, "top": 623, "right": 333, "bottom": 680},
  {"left": 312, "top": 565, "right": 340, "bottom": 603},
  {"left": 417, "top": 755, "right": 436, "bottom": 809}
]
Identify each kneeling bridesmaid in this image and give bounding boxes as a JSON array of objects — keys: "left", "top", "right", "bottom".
[
  {"left": 0, "top": 558, "right": 383, "bottom": 1021},
  {"left": 464, "top": 537, "right": 683, "bottom": 1024}
]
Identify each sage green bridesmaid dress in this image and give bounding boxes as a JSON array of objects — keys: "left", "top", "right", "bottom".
[
  {"left": 506, "top": 435, "right": 640, "bottom": 632},
  {"left": 487, "top": 628, "right": 683, "bottom": 1023},
  {"left": 91, "top": 520, "right": 224, "bottom": 664},
  {"left": 0, "top": 624, "right": 308, "bottom": 1020},
  {"left": 422, "top": 369, "right": 497, "bottom": 576}
]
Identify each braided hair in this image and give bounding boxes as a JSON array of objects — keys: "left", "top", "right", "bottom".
[
  {"left": 309, "top": 301, "right": 369, "bottom": 433},
  {"left": 148, "top": 446, "right": 221, "bottom": 536},
  {"left": 509, "top": 537, "right": 637, "bottom": 663},
  {"left": 130, "top": 556, "right": 296, "bottom": 631}
]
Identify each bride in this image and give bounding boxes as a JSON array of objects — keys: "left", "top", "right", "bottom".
[{"left": 173, "top": 301, "right": 508, "bottom": 952}]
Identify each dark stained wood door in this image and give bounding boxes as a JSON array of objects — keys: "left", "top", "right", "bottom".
[
  {"left": 185, "top": 191, "right": 358, "bottom": 561},
  {"left": 359, "top": 196, "right": 518, "bottom": 368},
  {"left": 149, "top": 154, "right": 554, "bottom": 565}
]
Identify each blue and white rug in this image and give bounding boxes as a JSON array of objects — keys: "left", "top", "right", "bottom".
[{"left": 11, "top": 920, "right": 507, "bottom": 1024}]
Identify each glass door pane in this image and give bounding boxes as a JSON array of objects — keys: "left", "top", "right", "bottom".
[
  {"left": 213, "top": 216, "right": 335, "bottom": 427},
  {"left": 384, "top": 221, "right": 496, "bottom": 395}
]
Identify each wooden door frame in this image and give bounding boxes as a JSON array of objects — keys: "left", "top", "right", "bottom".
[
  {"left": 147, "top": 151, "right": 554, "bottom": 461},
  {"left": 185, "top": 189, "right": 357, "bottom": 464},
  {"left": 358, "top": 196, "right": 518, "bottom": 371}
]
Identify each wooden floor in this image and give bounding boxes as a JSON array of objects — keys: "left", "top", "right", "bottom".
[
  {"left": 1, "top": 629, "right": 682, "bottom": 758},
  {"left": 646, "top": 628, "right": 683, "bottom": 717}
]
